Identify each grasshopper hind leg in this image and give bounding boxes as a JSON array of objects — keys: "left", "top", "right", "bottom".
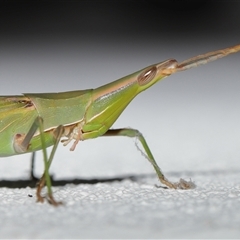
[
  {"left": 36, "top": 122, "right": 65, "bottom": 206},
  {"left": 14, "top": 116, "right": 64, "bottom": 206},
  {"left": 30, "top": 150, "right": 61, "bottom": 206}
]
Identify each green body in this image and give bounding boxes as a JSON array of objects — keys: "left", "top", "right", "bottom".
[
  {"left": 0, "top": 91, "right": 91, "bottom": 155},
  {"left": 0, "top": 59, "right": 177, "bottom": 157}
]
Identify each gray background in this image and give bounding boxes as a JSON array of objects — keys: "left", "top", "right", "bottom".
[{"left": 0, "top": 1, "right": 240, "bottom": 238}]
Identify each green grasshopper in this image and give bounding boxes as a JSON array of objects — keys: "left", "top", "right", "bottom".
[{"left": 1, "top": 44, "right": 240, "bottom": 205}]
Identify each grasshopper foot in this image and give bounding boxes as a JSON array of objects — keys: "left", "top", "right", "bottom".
[
  {"left": 158, "top": 176, "right": 196, "bottom": 190},
  {"left": 174, "top": 178, "right": 196, "bottom": 189},
  {"left": 36, "top": 176, "right": 63, "bottom": 206},
  {"left": 159, "top": 176, "right": 177, "bottom": 189},
  {"left": 47, "top": 194, "right": 63, "bottom": 206},
  {"left": 36, "top": 177, "right": 45, "bottom": 203}
]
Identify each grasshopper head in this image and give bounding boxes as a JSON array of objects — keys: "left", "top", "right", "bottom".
[
  {"left": 137, "top": 59, "right": 178, "bottom": 92},
  {"left": 85, "top": 59, "right": 178, "bottom": 133}
]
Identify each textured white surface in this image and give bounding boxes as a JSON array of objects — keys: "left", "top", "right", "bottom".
[{"left": 0, "top": 170, "right": 240, "bottom": 238}]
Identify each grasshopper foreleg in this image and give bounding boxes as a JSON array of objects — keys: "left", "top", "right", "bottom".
[{"left": 104, "top": 128, "right": 195, "bottom": 189}]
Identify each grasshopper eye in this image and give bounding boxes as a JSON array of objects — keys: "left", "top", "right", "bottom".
[{"left": 138, "top": 66, "right": 157, "bottom": 86}]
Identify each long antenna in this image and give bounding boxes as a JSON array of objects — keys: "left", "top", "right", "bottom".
[{"left": 162, "top": 44, "right": 240, "bottom": 75}]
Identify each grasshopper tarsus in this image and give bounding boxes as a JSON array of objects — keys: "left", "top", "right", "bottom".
[
  {"left": 36, "top": 176, "right": 45, "bottom": 203},
  {"left": 47, "top": 194, "right": 63, "bottom": 206},
  {"left": 36, "top": 177, "right": 63, "bottom": 206}
]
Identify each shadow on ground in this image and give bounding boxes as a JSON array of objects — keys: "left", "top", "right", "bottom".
[
  {"left": 0, "top": 174, "right": 141, "bottom": 189},
  {"left": 0, "top": 169, "right": 239, "bottom": 189}
]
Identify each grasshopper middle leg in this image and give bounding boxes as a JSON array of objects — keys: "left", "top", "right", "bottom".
[{"left": 104, "top": 128, "right": 195, "bottom": 189}]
